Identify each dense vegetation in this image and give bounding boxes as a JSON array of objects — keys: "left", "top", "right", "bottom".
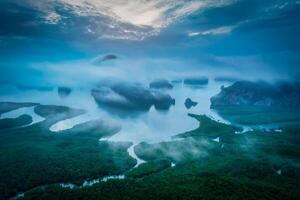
[
  {"left": 15, "top": 113, "right": 300, "bottom": 200},
  {"left": 212, "top": 105, "right": 300, "bottom": 125},
  {"left": 0, "top": 105, "right": 135, "bottom": 199},
  {"left": 135, "top": 138, "right": 220, "bottom": 163},
  {"left": 125, "top": 159, "right": 171, "bottom": 178},
  {"left": 211, "top": 81, "right": 300, "bottom": 125},
  {"left": 0, "top": 103, "right": 299, "bottom": 200},
  {"left": 0, "top": 114, "right": 32, "bottom": 130},
  {"left": 211, "top": 81, "right": 300, "bottom": 108},
  {"left": 20, "top": 126, "right": 300, "bottom": 200},
  {"left": 175, "top": 114, "right": 242, "bottom": 139}
]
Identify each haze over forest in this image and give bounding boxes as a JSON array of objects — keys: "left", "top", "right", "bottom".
[{"left": 0, "top": 1, "right": 300, "bottom": 200}]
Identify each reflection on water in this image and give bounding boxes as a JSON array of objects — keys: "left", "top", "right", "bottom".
[
  {"left": 60, "top": 175, "right": 125, "bottom": 189},
  {"left": 1, "top": 80, "right": 232, "bottom": 171},
  {"left": 2, "top": 80, "right": 255, "bottom": 197},
  {"left": 1, "top": 80, "right": 231, "bottom": 143},
  {"left": 277, "top": 169, "right": 282, "bottom": 175},
  {"left": 9, "top": 174, "right": 126, "bottom": 199},
  {"left": 127, "top": 144, "right": 146, "bottom": 168},
  {"left": 0, "top": 106, "right": 45, "bottom": 125},
  {"left": 213, "top": 137, "right": 220, "bottom": 143},
  {"left": 108, "top": 81, "right": 231, "bottom": 144},
  {"left": 50, "top": 114, "right": 89, "bottom": 132}
]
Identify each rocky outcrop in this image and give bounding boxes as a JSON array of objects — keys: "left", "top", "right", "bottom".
[
  {"left": 214, "top": 76, "right": 240, "bottom": 83},
  {"left": 171, "top": 79, "right": 183, "bottom": 84},
  {"left": 92, "top": 54, "right": 118, "bottom": 65},
  {"left": 58, "top": 87, "right": 72, "bottom": 98},
  {"left": 184, "top": 77, "right": 209, "bottom": 86},
  {"left": 102, "top": 54, "right": 118, "bottom": 61},
  {"left": 149, "top": 79, "right": 173, "bottom": 90},
  {"left": 91, "top": 82, "right": 175, "bottom": 111},
  {"left": 152, "top": 91, "right": 176, "bottom": 110},
  {"left": 210, "top": 81, "right": 300, "bottom": 109},
  {"left": 184, "top": 98, "right": 198, "bottom": 109}
]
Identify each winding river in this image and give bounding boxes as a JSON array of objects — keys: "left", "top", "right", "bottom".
[{"left": 4, "top": 80, "right": 244, "bottom": 199}]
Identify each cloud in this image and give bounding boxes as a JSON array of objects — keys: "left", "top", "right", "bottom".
[
  {"left": 44, "top": 11, "right": 61, "bottom": 24},
  {"left": 46, "top": 0, "right": 230, "bottom": 27},
  {"left": 20, "top": 0, "right": 235, "bottom": 40},
  {"left": 0, "top": 2, "right": 42, "bottom": 37},
  {"left": 26, "top": 53, "right": 234, "bottom": 88},
  {"left": 188, "top": 26, "right": 234, "bottom": 36}
]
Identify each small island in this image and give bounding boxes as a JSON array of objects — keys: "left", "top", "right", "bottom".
[
  {"left": 184, "top": 98, "right": 198, "bottom": 109},
  {"left": 149, "top": 79, "right": 173, "bottom": 90},
  {"left": 58, "top": 87, "right": 72, "bottom": 98},
  {"left": 210, "top": 81, "right": 300, "bottom": 125},
  {"left": 183, "top": 77, "right": 209, "bottom": 86},
  {"left": 91, "top": 82, "right": 175, "bottom": 111}
]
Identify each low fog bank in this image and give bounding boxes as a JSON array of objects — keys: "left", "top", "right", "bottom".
[
  {"left": 1, "top": 54, "right": 299, "bottom": 146},
  {"left": 1, "top": 53, "right": 298, "bottom": 97}
]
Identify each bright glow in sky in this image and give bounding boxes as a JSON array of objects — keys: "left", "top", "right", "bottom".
[
  {"left": 14, "top": 0, "right": 234, "bottom": 40},
  {"left": 47, "top": 0, "right": 232, "bottom": 27}
]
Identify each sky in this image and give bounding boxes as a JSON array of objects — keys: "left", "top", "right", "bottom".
[{"left": 1, "top": 0, "right": 300, "bottom": 87}]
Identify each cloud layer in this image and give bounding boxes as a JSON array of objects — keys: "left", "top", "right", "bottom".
[
  {"left": 43, "top": 0, "right": 233, "bottom": 26},
  {"left": 18, "top": 0, "right": 235, "bottom": 40},
  {"left": 1, "top": 0, "right": 300, "bottom": 82}
]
